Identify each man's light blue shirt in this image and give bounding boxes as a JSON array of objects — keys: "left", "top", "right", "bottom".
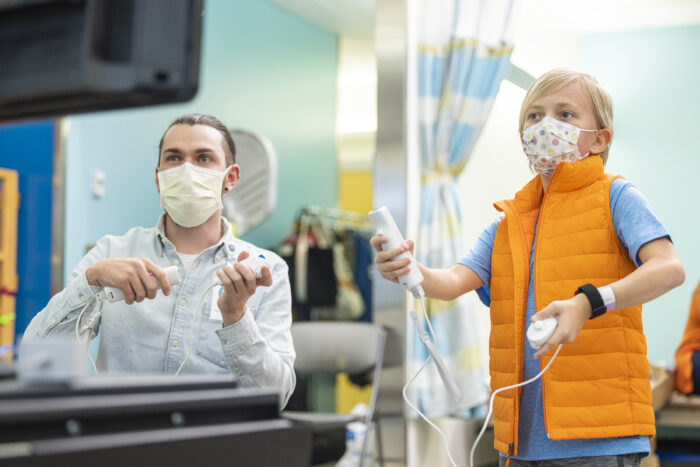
[
  {"left": 23, "top": 215, "right": 296, "bottom": 406},
  {"left": 459, "top": 179, "right": 670, "bottom": 460}
]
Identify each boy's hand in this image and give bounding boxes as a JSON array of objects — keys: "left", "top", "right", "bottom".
[
  {"left": 531, "top": 293, "right": 592, "bottom": 359},
  {"left": 370, "top": 235, "right": 415, "bottom": 284}
]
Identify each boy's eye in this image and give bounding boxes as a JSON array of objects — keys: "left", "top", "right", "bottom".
[
  {"left": 527, "top": 113, "right": 540, "bottom": 120},
  {"left": 560, "top": 111, "right": 574, "bottom": 119}
]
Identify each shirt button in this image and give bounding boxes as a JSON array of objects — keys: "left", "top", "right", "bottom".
[
  {"left": 236, "top": 371, "right": 242, "bottom": 377},
  {"left": 51, "top": 319, "right": 56, "bottom": 325},
  {"left": 79, "top": 294, "right": 86, "bottom": 302},
  {"left": 215, "top": 254, "right": 221, "bottom": 261},
  {"left": 173, "top": 259, "right": 180, "bottom": 265},
  {"left": 179, "top": 299, "right": 186, "bottom": 306},
  {"left": 172, "top": 339, "right": 179, "bottom": 348},
  {"left": 220, "top": 338, "right": 227, "bottom": 345}
]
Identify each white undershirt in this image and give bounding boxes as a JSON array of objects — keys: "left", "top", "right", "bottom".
[{"left": 177, "top": 252, "right": 199, "bottom": 273}]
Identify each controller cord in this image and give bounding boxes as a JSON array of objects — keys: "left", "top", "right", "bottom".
[{"left": 469, "top": 344, "right": 563, "bottom": 467}]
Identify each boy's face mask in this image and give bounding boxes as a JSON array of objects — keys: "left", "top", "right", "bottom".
[
  {"left": 522, "top": 116, "right": 597, "bottom": 176},
  {"left": 157, "top": 162, "right": 232, "bottom": 228}
]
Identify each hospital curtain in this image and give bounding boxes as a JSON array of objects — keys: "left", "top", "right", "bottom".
[{"left": 409, "top": 0, "right": 516, "bottom": 417}]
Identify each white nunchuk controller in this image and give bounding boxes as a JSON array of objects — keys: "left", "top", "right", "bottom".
[
  {"left": 214, "top": 254, "right": 270, "bottom": 286},
  {"left": 526, "top": 317, "right": 558, "bottom": 350},
  {"left": 368, "top": 206, "right": 424, "bottom": 290},
  {"left": 238, "top": 254, "right": 270, "bottom": 278},
  {"left": 103, "top": 265, "right": 181, "bottom": 303}
]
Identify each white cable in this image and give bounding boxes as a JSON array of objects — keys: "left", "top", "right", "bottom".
[
  {"left": 404, "top": 287, "right": 460, "bottom": 467},
  {"left": 404, "top": 356, "right": 460, "bottom": 467},
  {"left": 469, "top": 344, "right": 563, "bottom": 467},
  {"left": 73, "top": 280, "right": 214, "bottom": 377},
  {"left": 175, "top": 282, "right": 218, "bottom": 376},
  {"left": 412, "top": 286, "right": 437, "bottom": 343},
  {"left": 74, "top": 294, "right": 105, "bottom": 374}
]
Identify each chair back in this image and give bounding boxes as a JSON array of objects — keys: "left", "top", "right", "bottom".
[
  {"left": 291, "top": 322, "right": 385, "bottom": 376},
  {"left": 290, "top": 321, "right": 386, "bottom": 467}
]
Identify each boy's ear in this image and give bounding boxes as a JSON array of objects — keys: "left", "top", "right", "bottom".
[{"left": 591, "top": 128, "right": 612, "bottom": 155}]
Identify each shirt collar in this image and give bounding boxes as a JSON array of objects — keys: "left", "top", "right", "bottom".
[
  {"left": 155, "top": 213, "right": 239, "bottom": 263},
  {"left": 155, "top": 213, "right": 168, "bottom": 256}
]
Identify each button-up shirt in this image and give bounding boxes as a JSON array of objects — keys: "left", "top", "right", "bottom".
[{"left": 23, "top": 215, "right": 296, "bottom": 406}]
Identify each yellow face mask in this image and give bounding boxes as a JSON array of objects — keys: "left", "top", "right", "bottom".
[{"left": 157, "top": 162, "right": 232, "bottom": 228}]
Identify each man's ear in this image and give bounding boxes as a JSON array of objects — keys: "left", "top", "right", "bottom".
[
  {"left": 223, "top": 164, "right": 240, "bottom": 194},
  {"left": 591, "top": 128, "right": 612, "bottom": 155},
  {"left": 155, "top": 166, "right": 160, "bottom": 193}
]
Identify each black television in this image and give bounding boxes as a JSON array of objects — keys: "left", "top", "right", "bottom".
[
  {"left": 0, "top": 374, "right": 312, "bottom": 467},
  {"left": 0, "top": 0, "right": 204, "bottom": 123}
]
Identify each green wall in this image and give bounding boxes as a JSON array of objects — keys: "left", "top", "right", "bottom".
[
  {"left": 64, "top": 0, "right": 338, "bottom": 279},
  {"left": 582, "top": 26, "right": 700, "bottom": 363}
]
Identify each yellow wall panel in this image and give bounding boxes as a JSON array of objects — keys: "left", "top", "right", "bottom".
[
  {"left": 339, "top": 171, "right": 373, "bottom": 214},
  {"left": 336, "top": 169, "right": 373, "bottom": 412}
]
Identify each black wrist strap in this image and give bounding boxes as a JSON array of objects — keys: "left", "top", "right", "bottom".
[{"left": 575, "top": 283, "right": 607, "bottom": 319}]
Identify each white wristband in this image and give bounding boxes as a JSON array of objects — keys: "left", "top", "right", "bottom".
[{"left": 597, "top": 286, "right": 616, "bottom": 312}]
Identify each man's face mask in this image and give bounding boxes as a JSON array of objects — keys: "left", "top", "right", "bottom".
[
  {"left": 522, "top": 116, "right": 597, "bottom": 176},
  {"left": 157, "top": 162, "right": 232, "bottom": 228}
]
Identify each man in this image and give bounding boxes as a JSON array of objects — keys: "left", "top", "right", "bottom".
[{"left": 23, "top": 114, "right": 295, "bottom": 406}]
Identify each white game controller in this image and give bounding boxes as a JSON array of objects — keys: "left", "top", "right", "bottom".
[
  {"left": 239, "top": 254, "right": 270, "bottom": 278},
  {"left": 103, "top": 265, "right": 180, "bottom": 303},
  {"left": 526, "top": 316, "right": 558, "bottom": 350},
  {"left": 368, "top": 206, "right": 424, "bottom": 290},
  {"left": 215, "top": 255, "right": 270, "bottom": 284}
]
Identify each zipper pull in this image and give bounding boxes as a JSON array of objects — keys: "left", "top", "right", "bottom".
[{"left": 506, "top": 442, "right": 514, "bottom": 466}]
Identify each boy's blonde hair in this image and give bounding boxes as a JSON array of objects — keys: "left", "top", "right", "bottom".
[{"left": 519, "top": 68, "right": 614, "bottom": 164}]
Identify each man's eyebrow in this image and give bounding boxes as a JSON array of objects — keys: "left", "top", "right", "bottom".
[{"left": 163, "top": 147, "right": 217, "bottom": 153}]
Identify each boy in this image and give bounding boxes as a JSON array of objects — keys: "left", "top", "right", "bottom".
[{"left": 372, "top": 69, "right": 684, "bottom": 465}]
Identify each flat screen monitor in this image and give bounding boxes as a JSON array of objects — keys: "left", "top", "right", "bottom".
[
  {"left": 0, "top": 0, "right": 204, "bottom": 123},
  {"left": 0, "top": 374, "right": 312, "bottom": 467}
]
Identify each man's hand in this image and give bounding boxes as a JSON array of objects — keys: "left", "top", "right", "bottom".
[
  {"left": 85, "top": 258, "right": 172, "bottom": 305},
  {"left": 216, "top": 251, "right": 273, "bottom": 327},
  {"left": 532, "top": 293, "right": 592, "bottom": 359}
]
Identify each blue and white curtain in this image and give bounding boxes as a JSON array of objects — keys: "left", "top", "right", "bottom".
[{"left": 409, "top": 0, "right": 516, "bottom": 417}]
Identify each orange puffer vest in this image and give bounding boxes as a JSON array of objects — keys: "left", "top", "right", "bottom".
[{"left": 489, "top": 155, "right": 654, "bottom": 456}]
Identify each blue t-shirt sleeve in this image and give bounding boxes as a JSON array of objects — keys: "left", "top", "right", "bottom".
[
  {"left": 610, "top": 179, "right": 671, "bottom": 266},
  {"left": 458, "top": 215, "right": 502, "bottom": 307}
]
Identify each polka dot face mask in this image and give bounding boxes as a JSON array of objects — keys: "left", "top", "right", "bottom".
[{"left": 522, "top": 116, "right": 597, "bottom": 176}]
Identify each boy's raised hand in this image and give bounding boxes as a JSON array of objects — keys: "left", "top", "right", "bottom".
[
  {"left": 531, "top": 293, "right": 592, "bottom": 359},
  {"left": 370, "top": 234, "right": 415, "bottom": 284}
]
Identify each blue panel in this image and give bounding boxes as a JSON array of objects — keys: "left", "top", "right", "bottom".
[{"left": 0, "top": 120, "right": 55, "bottom": 339}]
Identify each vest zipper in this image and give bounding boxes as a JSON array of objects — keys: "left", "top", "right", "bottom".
[
  {"left": 500, "top": 203, "right": 528, "bottom": 452},
  {"left": 506, "top": 442, "right": 514, "bottom": 466},
  {"left": 534, "top": 167, "right": 561, "bottom": 439}
]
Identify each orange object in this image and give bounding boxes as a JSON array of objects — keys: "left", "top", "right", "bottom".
[
  {"left": 674, "top": 281, "right": 700, "bottom": 394},
  {"left": 488, "top": 156, "right": 654, "bottom": 456},
  {"left": 0, "top": 169, "right": 19, "bottom": 362}
]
